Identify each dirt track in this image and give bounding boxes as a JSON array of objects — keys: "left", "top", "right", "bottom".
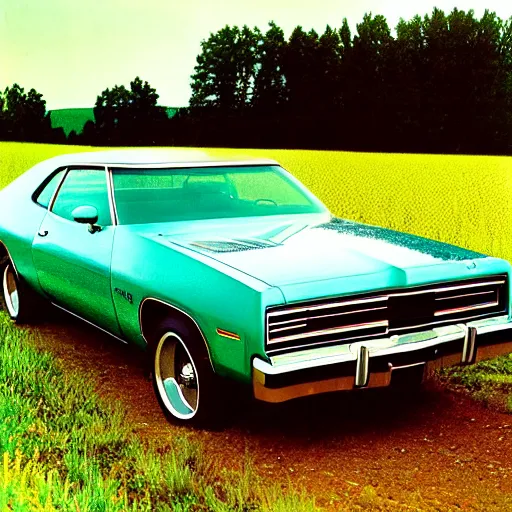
[{"left": 28, "top": 311, "right": 512, "bottom": 510}]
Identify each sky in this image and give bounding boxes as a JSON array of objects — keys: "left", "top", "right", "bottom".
[{"left": 1, "top": 0, "right": 511, "bottom": 111}]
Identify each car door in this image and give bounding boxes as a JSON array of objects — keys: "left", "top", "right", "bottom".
[{"left": 32, "top": 167, "right": 121, "bottom": 336}]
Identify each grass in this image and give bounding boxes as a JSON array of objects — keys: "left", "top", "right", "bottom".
[
  {"left": 0, "top": 313, "right": 316, "bottom": 511},
  {"left": 439, "top": 355, "right": 512, "bottom": 412}
]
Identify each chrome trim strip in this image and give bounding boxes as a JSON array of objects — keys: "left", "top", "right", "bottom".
[
  {"left": 268, "top": 306, "right": 388, "bottom": 327},
  {"left": 270, "top": 323, "right": 308, "bottom": 334},
  {"left": 48, "top": 167, "right": 68, "bottom": 211},
  {"left": 88, "top": 160, "right": 279, "bottom": 169},
  {"left": 267, "top": 329, "right": 398, "bottom": 355},
  {"left": 394, "top": 280, "right": 506, "bottom": 296},
  {"left": 51, "top": 303, "right": 128, "bottom": 344},
  {"left": 390, "top": 361, "right": 425, "bottom": 371},
  {"left": 268, "top": 320, "right": 389, "bottom": 344},
  {"left": 385, "top": 311, "right": 506, "bottom": 333},
  {"left": 105, "top": 167, "right": 118, "bottom": 226},
  {"left": 434, "top": 301, "right": 499, "bottom": 317},
  {"left": 268, "top": 296, "right": 388, "bottom": 318},
  {"left": 435, "top": 290, "right": 494, "bottom": 301},
  {"left": 138, "top": 297, "right": 214, "bottom": 367}
]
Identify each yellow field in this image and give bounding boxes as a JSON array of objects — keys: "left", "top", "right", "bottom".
[{"left": 2, "top": 142, "right": 512, "bottom": 262}]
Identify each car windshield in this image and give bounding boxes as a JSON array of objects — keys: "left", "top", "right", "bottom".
[{"left": 111, "top": 165, "right": 327, "bottom": 224}]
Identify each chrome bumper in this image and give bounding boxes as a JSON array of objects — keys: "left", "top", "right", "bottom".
[{"left": 252, "top": 315, "right": 512, "bottom": 403}]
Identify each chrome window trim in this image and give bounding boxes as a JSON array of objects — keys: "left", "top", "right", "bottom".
[
  {"left": 47, "top": 167, "right": 69, "bottom": 211},
  {"left": 31, "top": 166, "right": 70, "bottom": 212},
  {"left": 82, "top": 160, "right": 279, "bottom": 170},
  {"left": 106, "top": 167, "right": 118, "bottom": 226}
]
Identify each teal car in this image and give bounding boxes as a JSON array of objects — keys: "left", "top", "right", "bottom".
[{"left": 1, "top": 149, "right": 512, "bottom": 426}]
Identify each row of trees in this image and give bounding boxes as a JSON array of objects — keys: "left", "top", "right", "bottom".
[
  {"left": 3, "top": 8, "right": 512, "bottom": 154},
  {"left": 181, "top": 8, "right": 512, "bottom": 153},
  {"left": 0, "top": 85, "right": 65, "bottom": 143}
]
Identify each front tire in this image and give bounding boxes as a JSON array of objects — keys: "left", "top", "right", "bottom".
[{"left": 151, "top": 319, "right": 224, "bottom": 427}]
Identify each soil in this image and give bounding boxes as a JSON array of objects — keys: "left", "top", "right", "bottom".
[{"left": 25, "top": 311, "right": 512, "bottom": 511}]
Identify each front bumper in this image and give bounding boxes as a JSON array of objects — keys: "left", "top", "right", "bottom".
[{"left": 252, "top": 315, "right": 512, "bottom": 403}]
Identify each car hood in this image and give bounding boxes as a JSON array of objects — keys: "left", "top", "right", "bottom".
[{"left": 140, "top": 216, "right": 508, "bottom": 303}]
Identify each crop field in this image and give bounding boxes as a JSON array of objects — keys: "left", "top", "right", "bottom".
[{"left": 2, "top": 142, "right": 512, "bottom": 264}]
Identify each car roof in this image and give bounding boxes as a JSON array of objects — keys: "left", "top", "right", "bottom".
[{"left": 42, "top": 149, "right": 279, "bottom": 169}]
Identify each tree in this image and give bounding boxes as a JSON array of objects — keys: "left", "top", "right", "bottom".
[
  {"left": 93, "top": 77, "right": 168, "bottom": 145},
  {"left": 182, "top": 12, "right": 512, "bottom": 154},
  {"left": 190, "top": 25, "right": 261, "bottom": 111},
  {"left": 282, "top": 26, "right": 320, "bottom": 114},
  {"left": 0, "top": 84, "right": 52, "bottom": 141},
  {"left": 252, "top": 21, "right": 287, "bottom": 113}
]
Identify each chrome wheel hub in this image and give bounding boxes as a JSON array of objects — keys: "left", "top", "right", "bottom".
[
  {"left": 3, "top": 264, "right": 19, "bottom": 319},
  {"left": 154, "top": 332, "right": 199, "bottom": 419},
  {"left": 179, "top": 362, "right": 196, "bottom": 387}
]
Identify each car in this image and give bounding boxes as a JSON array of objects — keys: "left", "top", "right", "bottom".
[{"left": 1, "top": 149, "right": 512, "bottom": 426}]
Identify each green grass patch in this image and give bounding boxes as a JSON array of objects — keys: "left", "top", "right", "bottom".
[
  {"left": 439, "top": 355, "right": 512, "bottom": 412},
  {"left": 0, "top": 314, "right": 316, "bottom": 511}
]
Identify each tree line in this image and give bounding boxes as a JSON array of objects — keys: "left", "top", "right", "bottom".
[
  {"left": 2, "top": 8, "right": 512, "bottom": 154},
  {"left": 0, "top": 84, "right": 65, "bottom": 143}
]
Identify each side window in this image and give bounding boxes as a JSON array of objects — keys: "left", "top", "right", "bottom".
[
  {"left": 34, "top": 169, "right": 66, "bottom": 209},
  {"left": 51, "top": 169, "right": 112, "bottom": 226}
]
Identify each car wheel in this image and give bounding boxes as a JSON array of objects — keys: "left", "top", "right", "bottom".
[
  {"left": 1, "top": 259, "right": 40, "bottom": 324},
  {"left": 151, "top": 319, "right": 224, "bottom": 427}
]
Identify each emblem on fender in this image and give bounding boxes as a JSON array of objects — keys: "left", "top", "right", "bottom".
[{"left": 114, "top": 287, "right": 133, "bottom": 304}]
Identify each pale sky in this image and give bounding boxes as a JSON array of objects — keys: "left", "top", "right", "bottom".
[{"left": 1, "top": 1, "right": 511, "bottom": 110}]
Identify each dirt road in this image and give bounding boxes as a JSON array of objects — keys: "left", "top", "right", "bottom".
[{"left": 28, "top": 311, "right": 512, "bottom": 510}]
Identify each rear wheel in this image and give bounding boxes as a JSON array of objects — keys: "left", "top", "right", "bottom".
[
  {"left": 151, "top": 319, "right": 225, "bottom": 427},
  {"left": 0, "top": 259, "right": 41, "bottom": 324}
]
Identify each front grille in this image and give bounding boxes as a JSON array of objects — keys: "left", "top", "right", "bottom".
[{"left": 266, "top": 275, "right": 508, "bottom": 352}]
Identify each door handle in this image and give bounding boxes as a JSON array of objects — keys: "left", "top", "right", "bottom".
[{"left": 38, "top": 230, "right": 49, "bottom": 237}]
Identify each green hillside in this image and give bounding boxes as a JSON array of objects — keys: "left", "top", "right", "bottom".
[
  {"left": 50, "top": 107, "right": 180, "bottom": 136},
  {"left": 50, "top": 108, "right": 95, "bottom": 136}
]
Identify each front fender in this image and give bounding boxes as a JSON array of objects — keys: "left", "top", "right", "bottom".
[{"left": 110, "top": 227, "right": 286, "bottom": 383}]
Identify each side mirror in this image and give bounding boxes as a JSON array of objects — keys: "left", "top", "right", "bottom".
[{"left": 71, "top": 205, "right": 101, "bottom": 233}]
